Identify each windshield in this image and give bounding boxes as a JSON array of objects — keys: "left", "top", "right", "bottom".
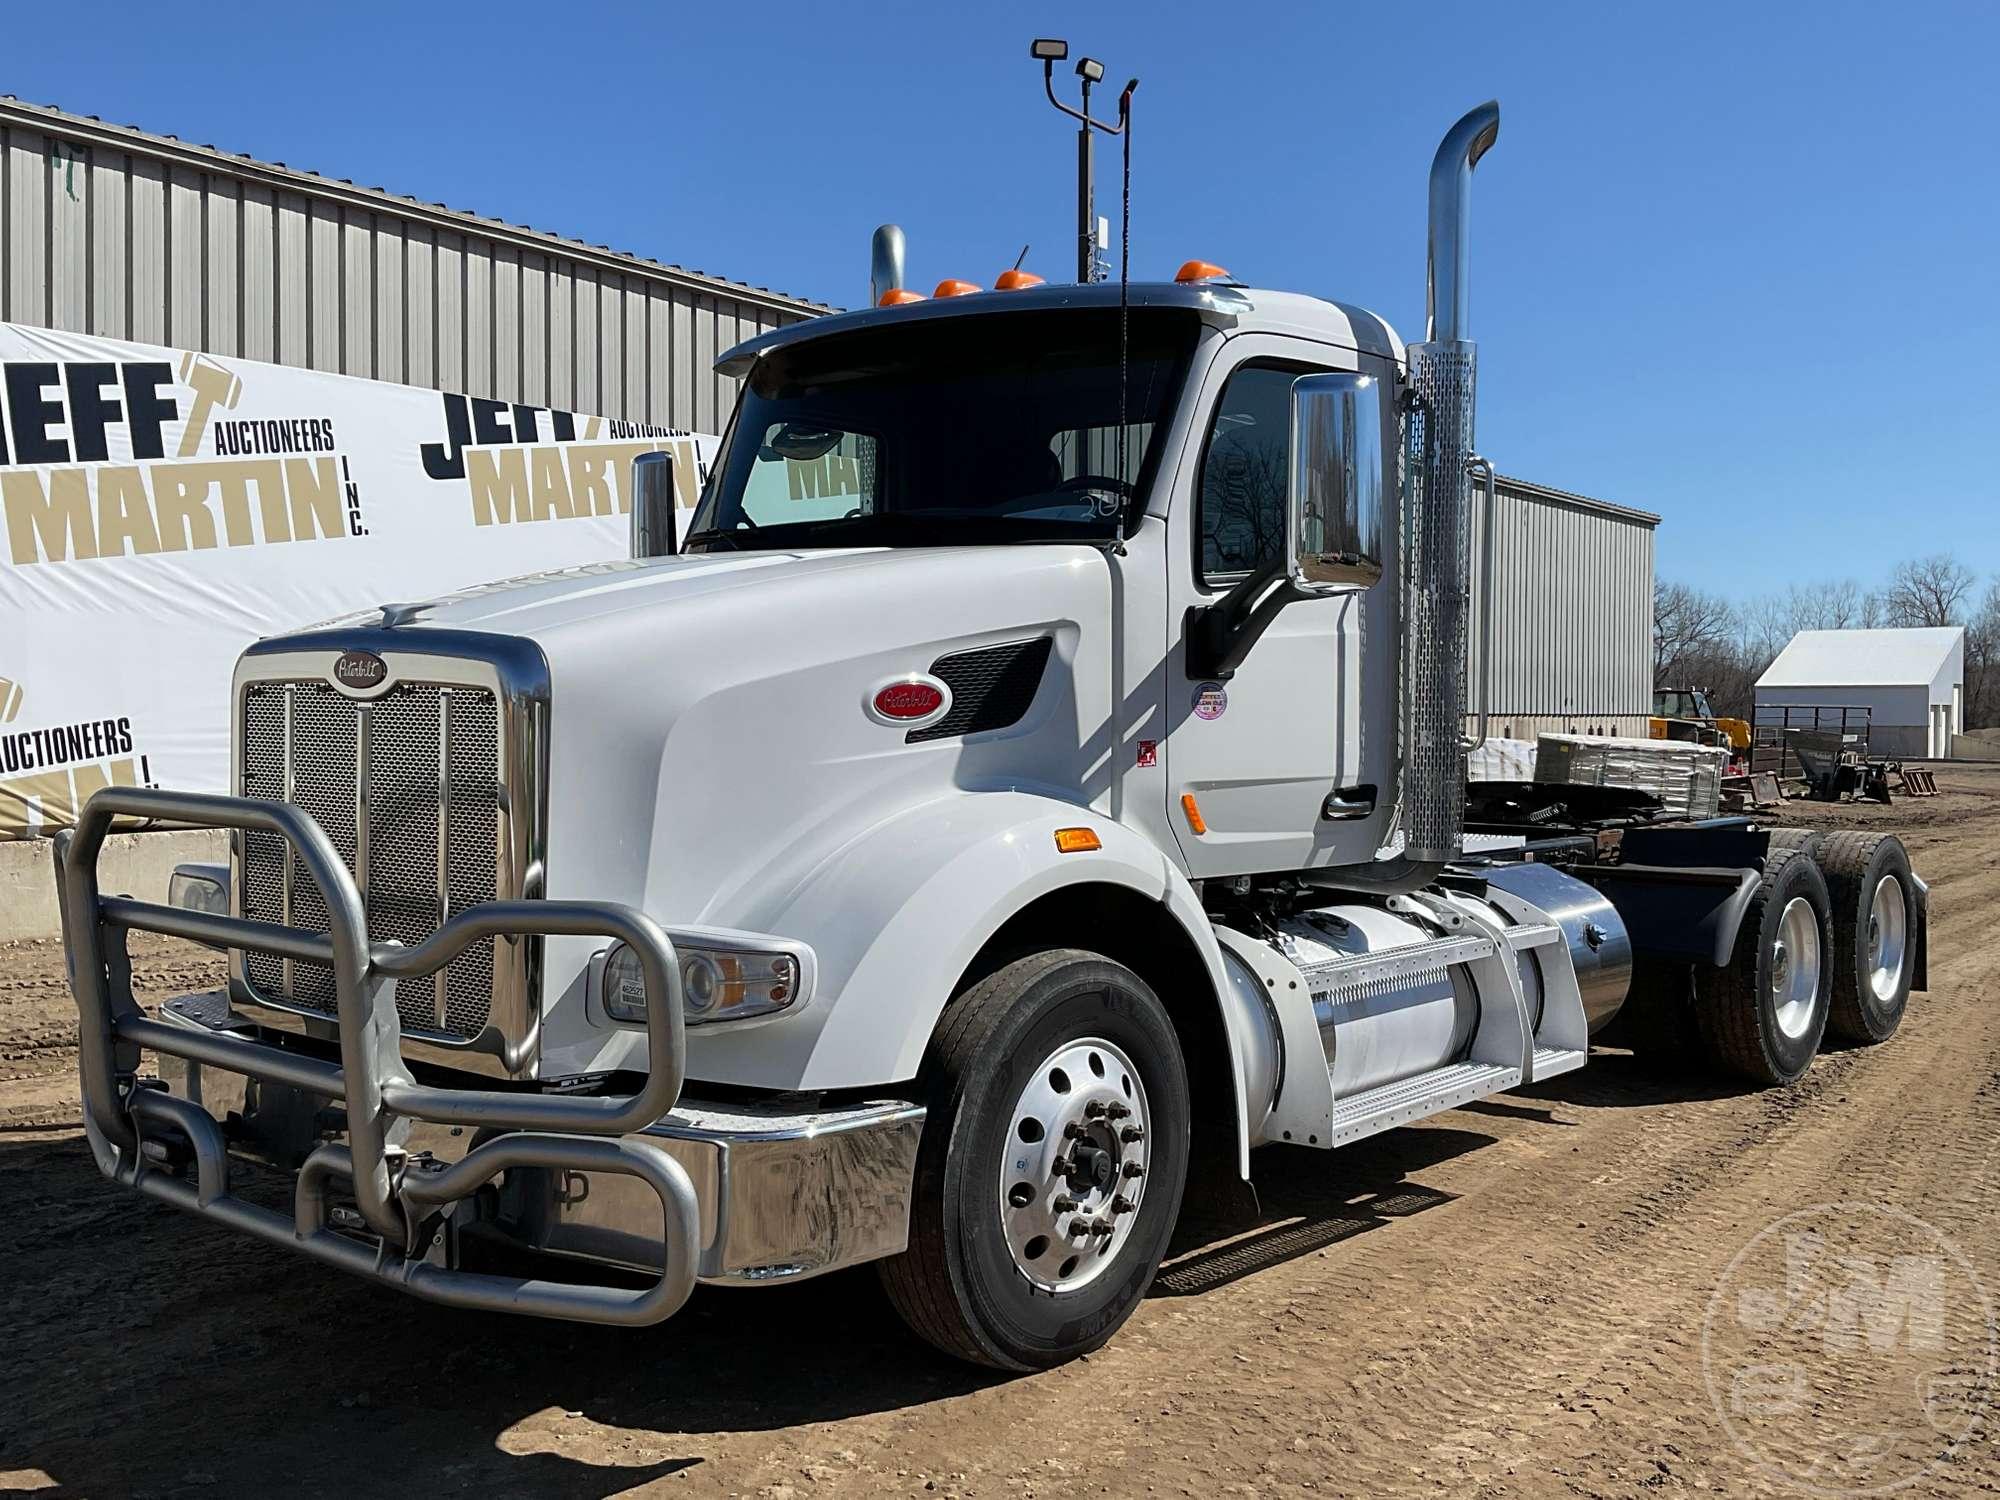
[{"left": 687, "top": 308, "right": 1197, "bottom": 550}]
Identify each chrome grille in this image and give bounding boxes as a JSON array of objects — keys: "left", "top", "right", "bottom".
[{"left": 239, "top": 679, "right": 501, "bottom": 1042}]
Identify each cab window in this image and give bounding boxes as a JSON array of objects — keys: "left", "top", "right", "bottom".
[{"left": 1197, "top": 362, "right": 1308, "bottom": 583}]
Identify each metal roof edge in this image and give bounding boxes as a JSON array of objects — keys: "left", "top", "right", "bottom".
[
  {"left": 0, "top": 95, "right": 836, "bottom": 319},
  {"left": 1494, "top": 473, "right": 1660, "bottom": 527}
]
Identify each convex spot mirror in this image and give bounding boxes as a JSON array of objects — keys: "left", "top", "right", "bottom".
[{"left": 1288, "top": 371, "right": 1385, "bottom": 593}]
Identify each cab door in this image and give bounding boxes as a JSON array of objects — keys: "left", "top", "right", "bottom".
[{"left": 1162, "top": 336, "right": 1399, "bottom": 879}]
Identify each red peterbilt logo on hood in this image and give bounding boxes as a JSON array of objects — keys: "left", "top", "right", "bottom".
[{"left": 867, "top": 675, "right": 952, "bottom": 727}]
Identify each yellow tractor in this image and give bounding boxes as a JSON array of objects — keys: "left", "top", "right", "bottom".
[{"left": 1651, "top": 687, "right": 1750, "bottom": 764}]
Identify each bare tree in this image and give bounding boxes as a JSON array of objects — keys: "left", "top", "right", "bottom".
[
  {"left": 1653, "top": 581, "right": 1738, "bottom": 682},
  {"left": 1881, "top": 554, "right": 1976, "bottom": 628},
  {"left": 1964, "top": 577, "right": 2000, "bottom": 731}
]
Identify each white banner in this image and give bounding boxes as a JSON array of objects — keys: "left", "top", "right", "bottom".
[{"left": 0, "top": 323, "right": 714, "bottom": 836}]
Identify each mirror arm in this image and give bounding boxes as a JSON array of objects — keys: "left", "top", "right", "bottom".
[{"left": 1184, "top": 559, "right": 1304, "bottom": 681}]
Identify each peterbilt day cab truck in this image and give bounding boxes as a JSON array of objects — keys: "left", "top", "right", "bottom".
[{"left": 54, "top": 101, "right": 1927, "bottom": 1370}]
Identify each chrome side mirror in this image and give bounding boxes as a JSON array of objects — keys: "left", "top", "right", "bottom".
[
  {"left": 630, "top": 451, "right": 678, "bottom": 559},
  {"left": 1288, "top": 371, "right": 1385, "bottom": 594}
]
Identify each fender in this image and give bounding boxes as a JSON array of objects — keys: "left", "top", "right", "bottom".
[{"left": 684, "top": 789, "right": 1263, "bottom": 1175}]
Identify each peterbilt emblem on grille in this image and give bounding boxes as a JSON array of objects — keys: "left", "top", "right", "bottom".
[{"left": 332, "top": 650, "right": 389, "bottom": 694}]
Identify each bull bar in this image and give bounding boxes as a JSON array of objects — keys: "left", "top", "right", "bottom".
[{"left": 53, "top": 785, "right": 701, "bottom": 1327}]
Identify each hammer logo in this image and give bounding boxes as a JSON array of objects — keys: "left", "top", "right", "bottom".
[{"left": 176, "top": 351, "right": 243, "bottom": 457}]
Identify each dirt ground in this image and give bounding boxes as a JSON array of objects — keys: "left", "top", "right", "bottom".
[{"left": 4, "top": 769, "right": 1998, "bottom": 1499}]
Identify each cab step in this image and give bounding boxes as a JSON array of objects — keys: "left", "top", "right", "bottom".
[
  {"left": 1530, "top": 1045, "right": 1588, "bottom": 1080},
  {"left": 1324, "top": 1060, "right": 1521, "bottom": 1146}
]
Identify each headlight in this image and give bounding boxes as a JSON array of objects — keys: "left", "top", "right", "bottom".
[
  {"left": 601, "top": 939, "right": 802, "bottom": 1027},
  {"left": 168, "top": 862, "right": 230, "bottom": 916}
]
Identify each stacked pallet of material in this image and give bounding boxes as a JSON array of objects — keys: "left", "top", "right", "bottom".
[{"left": 1533, "top": 734, "right": 1729, "bottom": 821}]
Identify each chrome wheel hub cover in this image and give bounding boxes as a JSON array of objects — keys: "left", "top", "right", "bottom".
[
  {"left": 1771, "top": 895, "right": 1823, "bottom": 1040},
  {"left": 1867, "top": 874, "right": 1909, "bottom": 1003},
  {"left": 997, "top": 1036, "right": 1152, "bottom": 1293}
]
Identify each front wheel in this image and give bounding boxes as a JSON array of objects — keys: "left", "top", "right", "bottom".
[{"left": 879, "top": 949, "right": 1190, "bottom": 1370}]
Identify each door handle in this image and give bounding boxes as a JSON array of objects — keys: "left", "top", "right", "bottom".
[{"left": 1321, "top": 784, "right": 1377, "bottom": 821}]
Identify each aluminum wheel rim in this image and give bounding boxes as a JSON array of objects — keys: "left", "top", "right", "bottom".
[
  {"left": 997, "top": 1036, "right": 1152, "bottom": 1294},
  {"left": 1867, "top": 874, "right": 1909, "bottom": 1003},
  {"left": 1770, "top": 895, "right": 1822, "bottom": 1040}
]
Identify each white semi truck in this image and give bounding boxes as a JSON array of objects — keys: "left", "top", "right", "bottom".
[{"left": 54, "top": 100, "right": 1927, "bottom": 1370}]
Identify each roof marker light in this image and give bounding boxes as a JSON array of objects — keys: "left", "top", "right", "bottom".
[
  {"left": 878, "top": 288, "right": 926, "bottom": 306},
  {"left": 1174, "top": 259, "right": 1231, "bottom": 284},
  {"left": 933, "top": 279, "right": 983, "bottom": 298},
  {"left": 996, "top": 268, "right": 1046, "bottom": 290}
]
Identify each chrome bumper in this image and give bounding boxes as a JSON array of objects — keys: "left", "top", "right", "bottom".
[
  {"left": 54, "top": 785, "right": 919, "bottom": 1326},
  {"left": 156, "top": 992, "right": 924, "bottom": 1285}
]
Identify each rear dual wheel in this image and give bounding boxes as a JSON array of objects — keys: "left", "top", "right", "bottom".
[
  {"left": 879, "top": 949, "right": 1190, "bottom": 1370},
  {"left": 1764, "top": 829, "right": 1917, "bottom": 1043},
  {"left": 1693, "top": 849, "right": 1833, "bottom": 1085}
]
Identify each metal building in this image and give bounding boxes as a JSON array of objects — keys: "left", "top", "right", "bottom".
[
  {"left": 0, "top": 96, "right": 827, "bottom": 434},
  {"left": 1468, "top": 474, "right": 1659, "bottom": 742}
]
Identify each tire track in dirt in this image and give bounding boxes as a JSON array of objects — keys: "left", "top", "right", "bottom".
[{"left": 4, "top": 770, "right": 1999, "bottom": 1498}]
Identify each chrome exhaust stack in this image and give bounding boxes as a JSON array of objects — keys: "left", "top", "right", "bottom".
[
  {"left": 1399, "top": 101, "right": 1498, "bottom": 867},
  {"left": 1310, "top": 101, "right": 1498, "bottom": 896},
  {"left": 869, "top": 224, "right": 907, "bottom": 308}
]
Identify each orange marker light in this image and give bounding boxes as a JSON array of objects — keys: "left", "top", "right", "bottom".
[
  {"left": 878, "top": 288, "right": 926, "bottom": 306},
  {"left": 1174, "top": 259, "right": 1231, "bottom": 284},
  {"left": 996, "top": 268, "right": 1046, "bottom": 290},
  {"left": 1053, "top": 827, "right": 1102, "bottom": 854},
  {"left": 933, "top": 278, "right": 983, "bottom": 298},
  {"left": 1180, "top": 794, "right": 1208, "bottom": 836}
]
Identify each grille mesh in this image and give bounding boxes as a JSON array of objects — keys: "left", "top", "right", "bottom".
[
  {"left": 909, "top": 637, "right": 1054, "bottom": 744},
  {"left": 238, "top": 679, "right": 502, "bottom": 1041}
]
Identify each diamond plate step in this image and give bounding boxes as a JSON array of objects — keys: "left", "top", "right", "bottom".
[
  {"left": 1530, "top": 1045, "right": 1588, "bottom": 1081},
  {"left": 1325, "top": 1060, "right": 1521, "bottom": 1146},
  {"left": 1295, "top": 933, "right": 1496, "bottom": 993}
]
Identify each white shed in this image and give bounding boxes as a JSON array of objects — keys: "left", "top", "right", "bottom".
[{"left": 1755, "top": 627, "right": 1965, "bottom": 759}]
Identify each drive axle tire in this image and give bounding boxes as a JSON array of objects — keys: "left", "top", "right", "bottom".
[
  {"left": 1814, "top": 832, "right": 1916, "bottom": 1044},
  {"left": 879, "top": 949, "right": 1190, "bottom": 1370},
  {"left": 1692, "top": 850, "right": 1833, "bottom": 1086}
]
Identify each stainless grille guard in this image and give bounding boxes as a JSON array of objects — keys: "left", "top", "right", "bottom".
[{"left": 52, "top": 785, "right": 699, "bottom": 1328}]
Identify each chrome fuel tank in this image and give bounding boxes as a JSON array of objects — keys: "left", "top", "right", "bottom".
[{"left": 1478, "top": 861, "right": 1632, "bottom": 1034}]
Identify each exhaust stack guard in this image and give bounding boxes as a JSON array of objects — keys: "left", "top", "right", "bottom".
[{"left": 1396, "top": 101, "right": 1500, "bottom": 869}]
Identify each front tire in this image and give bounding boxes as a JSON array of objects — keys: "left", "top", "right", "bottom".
[{"left": 879, "top": 949, "right": 1190, "bottom": 1370}]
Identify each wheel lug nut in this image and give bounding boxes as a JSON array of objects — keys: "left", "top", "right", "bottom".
[
  {"left": 1090, "top": 1219, "right": 1114, "bottom": 1238},
  {"left": 1084, "top": 1101, "right": 1108, "bottom": 1119},
  {"left": 1064, "top": 1121, "right": 1088, "bottom": 1140},
  {"left": 1120, "top": 1125, "right": 1145, "bottom": 1143},
  {"left": 1048, "top": 1155, "right": 1071, "bottom": 1176},
  {"left": 1112, "top": 1195, "right": 1136, "bottom": 1215},
  {"left": 1053, "top": 1195, "right": 1077, "bottom": 1213},
  {"left": 1121, "top": 1161, "right": 1145, "bottom": 1179},
  {"left": 1107, "top": 1102, "right": 1130, "bottom": 1120}
]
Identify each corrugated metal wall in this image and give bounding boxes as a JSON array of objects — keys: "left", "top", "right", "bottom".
[
  {"left": 0, "top": 100, "right": 824, "bottom": 434},
  {"left": 1468, "top": 478, "right": 1657, "bottom": 735}
]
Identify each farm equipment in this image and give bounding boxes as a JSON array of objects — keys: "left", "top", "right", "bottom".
[
  {"left": 1650, "top": 687, "right": 1750, "bottom": 763},
  {"left": 1788, "top": 730, "right": 1893, "bottom": 804}
]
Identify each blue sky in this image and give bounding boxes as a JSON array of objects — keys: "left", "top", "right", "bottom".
[{"left": 8, "top": 1, "right": 1996, "bottom": 599}]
